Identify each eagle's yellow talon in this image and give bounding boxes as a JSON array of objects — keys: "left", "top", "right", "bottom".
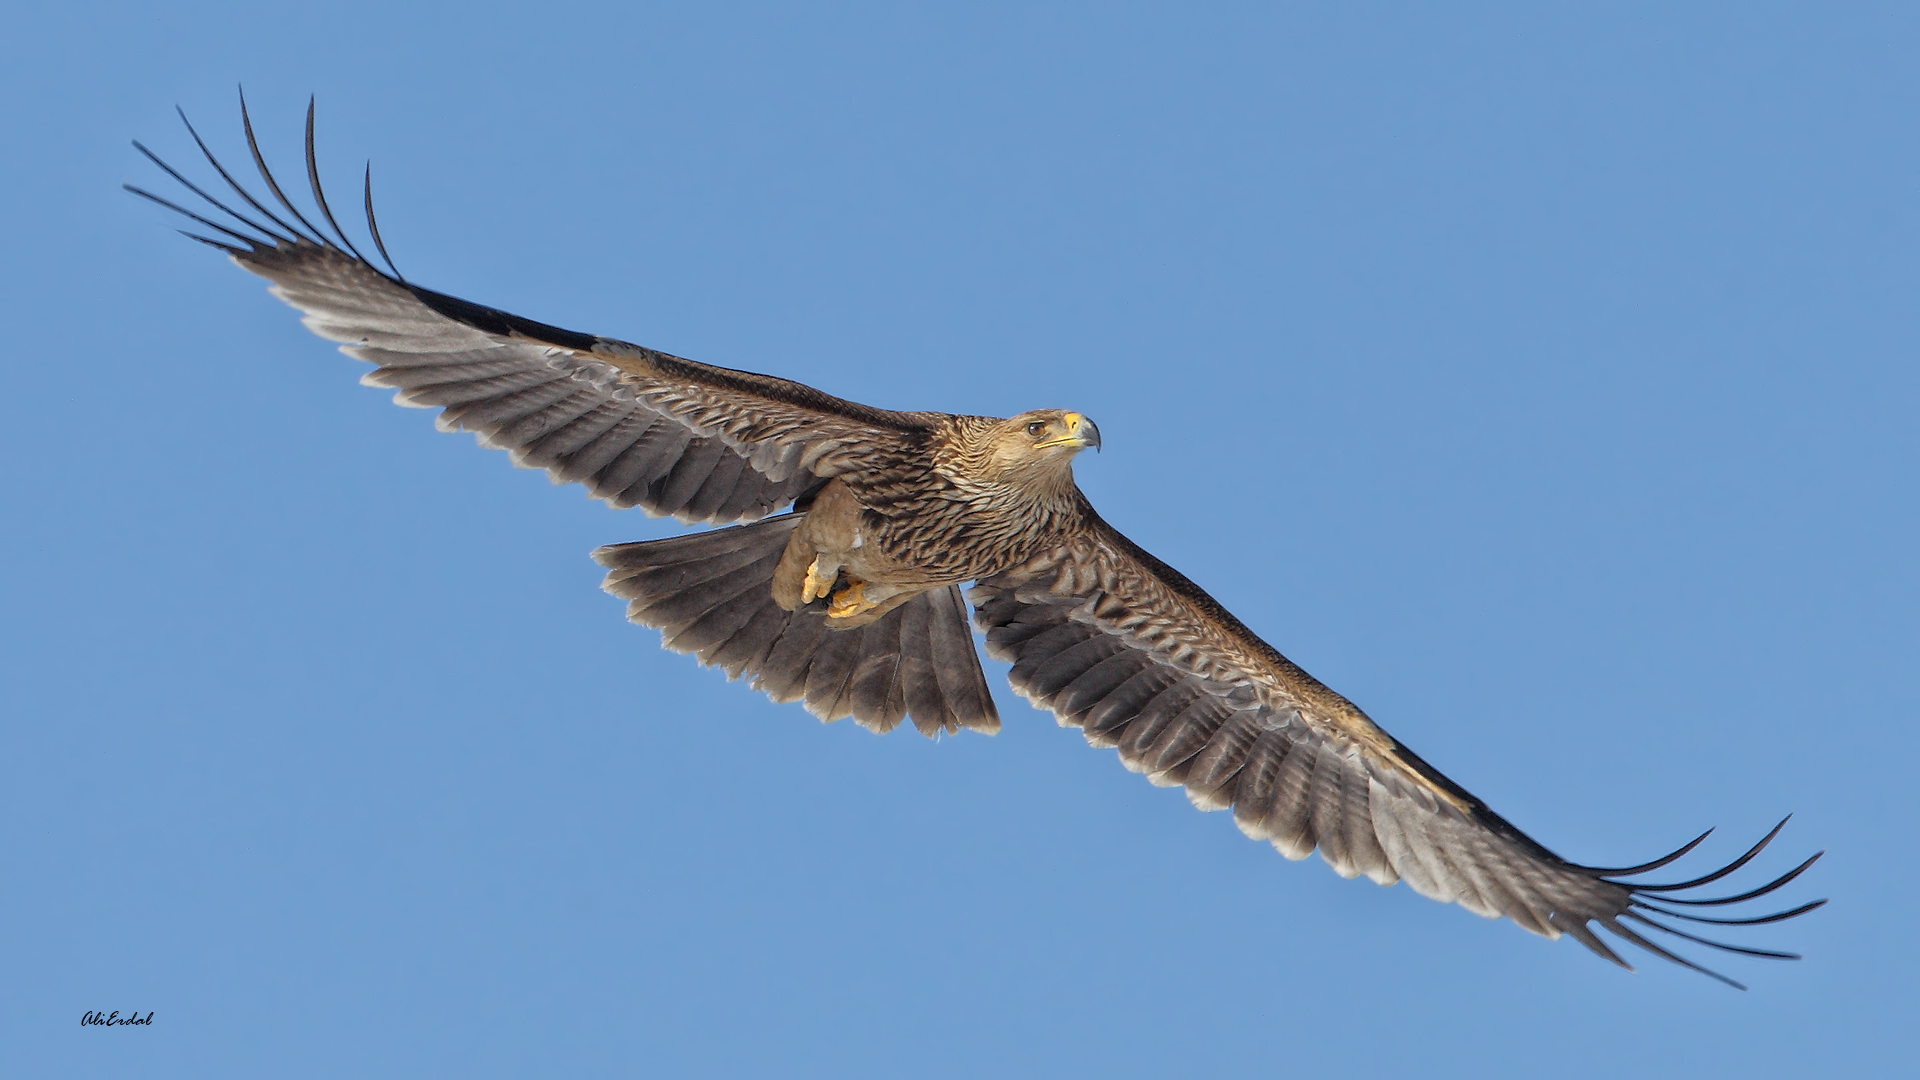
[
  {"left": 802, "top": 557, "right": 832, "bottom": 604},
  {"left": 827, "top": 579, "right": 874, "bottom": 619}
]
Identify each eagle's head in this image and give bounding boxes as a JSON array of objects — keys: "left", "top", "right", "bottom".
[
  {"left": 961, "top": 409, "right": 1101, "bottom": 492},
  {"left": 1013, "top": 410, "right": 1101, "bottom": 455}
]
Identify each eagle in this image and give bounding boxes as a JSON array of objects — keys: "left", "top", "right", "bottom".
[{"left": 129, "top": 97, "right": 1822, "bottom": 988}]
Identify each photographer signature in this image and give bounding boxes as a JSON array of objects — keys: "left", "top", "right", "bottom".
[{"left": 82, "top": 1011, "right": 153, "bottom": 1027}]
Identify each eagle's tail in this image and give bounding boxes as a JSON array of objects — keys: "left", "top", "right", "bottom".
[{"left": 593, "top": 515, "right": 1000, "bottom": 737}]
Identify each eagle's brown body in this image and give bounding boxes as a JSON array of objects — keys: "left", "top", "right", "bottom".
[
  {"left": 770, "top": 414, "right": 1096, "bottom": 628},
  {"left": 127, "top": 99, "right": 1822, "bottom": 988}
]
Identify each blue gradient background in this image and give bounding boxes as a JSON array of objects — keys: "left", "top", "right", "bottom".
[{"left": 4, "top": 3, "right": 1914, "bottom": 1076}]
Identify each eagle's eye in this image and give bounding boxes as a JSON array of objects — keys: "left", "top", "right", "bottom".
[{"left": 1026, "top": 421, "right": 1048, "bottom": 438}]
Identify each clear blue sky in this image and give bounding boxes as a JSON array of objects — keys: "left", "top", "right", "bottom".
[{"left": 4, "top": 3, "right": 1914, "bottom": 1076}]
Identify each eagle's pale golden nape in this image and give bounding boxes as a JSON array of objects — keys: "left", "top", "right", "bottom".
[{"left": 129, "top": 94, "right": 1824, "bottom": 989}]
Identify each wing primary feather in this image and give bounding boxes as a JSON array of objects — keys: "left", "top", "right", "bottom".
[
  {"left": 1581, "top": 827, "right": 1715, "bottom": 876},
  {"left": 122, "top": 183, "right": 264, "bottom": 248},
  {"left": 1638, "top": 851, "right": 1824, "bottom": 906},
  {"left": 363, "top": 161, "right": 405, "bottom": 281},
  {"left": 174, "top": 230, "right": 244, "bottom": 253},
  {"left": 1553, "top": 916, "right": 1632, "bottom": 970},
  {"left": 174, "top": 104, "right": 304, "bottom": 242},
  {"left": 1632, "top": 898, "right": 1827, "bottom": 926},
  {"left": 1630, "top": 817, "right": 1791, "bottom": 892},
  {"left": 1620, "top": 911, "right": 1802, "bottom": 960},
  {"left": 302, "top": 97, "right": 370, "bottom": 263},
  {"left": 1599, "top": 918, "right": 1747, "bottom": 989},
  {"left": 238, "top": 86, "right": 329, "bottom": 245},
  {"left": 128, "top": 140, "right": 284, "bottom": 244}
]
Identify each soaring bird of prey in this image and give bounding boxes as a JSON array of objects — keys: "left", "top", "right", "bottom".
[{"left": 130, "top": 97, "right": 1822, "bottom": 988}]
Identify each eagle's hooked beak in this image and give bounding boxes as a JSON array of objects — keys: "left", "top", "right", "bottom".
[{"left": 1039, "top": 412, "right": 1101, "bottom": 452}]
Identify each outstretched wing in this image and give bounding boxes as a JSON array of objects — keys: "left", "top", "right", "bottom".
[
  {"left": 127, "top": 97, "right": 935, "bottom": 524},
  {"left": 970, "top": 508, "right": 1823, "bottom": 987}
]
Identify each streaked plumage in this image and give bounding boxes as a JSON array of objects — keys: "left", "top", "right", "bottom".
[{"left": 129, "top": 96, "right": 1823, "bottom": 987}]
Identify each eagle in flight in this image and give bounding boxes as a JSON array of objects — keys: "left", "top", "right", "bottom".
[{"left": 130, "top": 96, "right": 1822, "bottom": 988}]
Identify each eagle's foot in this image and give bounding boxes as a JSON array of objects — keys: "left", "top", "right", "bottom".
[
  {"left": 826, "top": 579, "right": 876, "bottom": 619},
  {"left": 801, "top": 556, "right": 836, "bottom": 605}
]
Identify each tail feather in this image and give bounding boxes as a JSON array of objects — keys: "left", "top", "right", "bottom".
[
  {"left": 928, "top": 584, "right": 998, "bottom": 728},
  {"left": 846, "top": 619, "right": 909, "bottom": 734},
  {"left": 706, "top": 603, "right": 792, "bottom": 680},
  {"left": 649, "top": 563, "right": 774, "bottom": 638},
  {"left": 801, "top": 624, "right": 864, "bottom": 720},
  {"left": 899, "top": 598, "right": 951, "bottom": 737},
  {"left": 602, "top": 531, "right": 782, "bottom": 615},
  {"left": 593, "top": 515, "right": 1000, "bottom": 736},
  {"left": 756, "top": 608, "right": 834, "bottom": 704},
  {"left": 663, "top": 583, "right": 767, "bottom": 658}
]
